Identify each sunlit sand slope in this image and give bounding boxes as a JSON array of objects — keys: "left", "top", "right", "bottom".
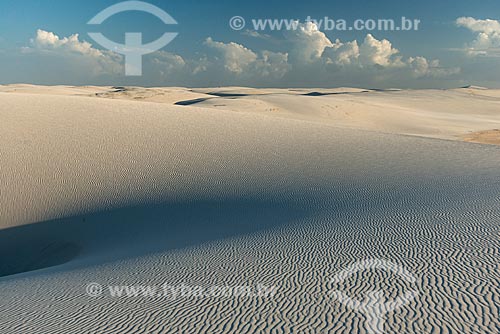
[{"left": 0, "top": 88, "right": 499, "bottom": 333}]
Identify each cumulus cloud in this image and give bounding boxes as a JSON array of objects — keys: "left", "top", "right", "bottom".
[
  {"left": 204, "top": 37, "right": 258, "bottom": 74},
  {"left": 457, "top": 17, "right": 500, "bottom": 35},
  {"left": 320, "top": 34, "right": 404, "bottom": 68},
  {"left": 284, "top": 21, "right": 333, "bottom": 63},
  {"left": 281, "top": 22, "right": 455, "bottom": 80},
  {"left": 204, "top": 37, "right": 289, "bottom": 78},
  {"left": 14, "top": 26, "right": 458, "bottom": 87},
  {"left": 456, "top": 17, "right": 500, "bottom": 56},
  {"left": 253, "top": 51, "right": 290, "bottom": 78},
  {"left": 151, "top": 51, "right": 186, "bottom": 76},
  {"left": 408, "top": 57, "right": 460, "bottom": 78},
  {"left": 32, "top": 30, "right": 103, "bottom": 57},
  {"left": 26, "top": 29, "right": 122, "bottom": 75},
  {"left": 325, "top": 39, "right": 360, "bottom": 65},
  {"left": 358, "top": 34, "right": 403, "bottom": 67}
]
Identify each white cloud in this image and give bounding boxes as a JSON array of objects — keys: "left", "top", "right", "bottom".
[
  {"left": 456, "top": 17, "right": 500, "bottom": 56},
  {"left": 33, "top": 30, "right": 102, "bottom": 57},
  {"left": 151, "top": 51, "right": 186, "bottom": 76},
  {"left": 280, "top": 22, "right": 455, "bottom": 81},
  {"left": 319, "top": 33, "right": 404, "bottom": 68},
  {"left": 282, "top": 23, "right": 445, "bottom": 73},
  {"left": 204, "top": 37, "right": 289, "bottom": 78},
  {"left": 253, "top": 50, "right": 289, "bottom": 78},
  {"left": 204, "top": 37, "right": 258, "bottom": 74},
  {"left": 456, "top": 17, "right": 500, "bottom": 35},
  {"left": 284, "top": 21, "right": 333, "bottom": 63},
  {"left": 325, "top": 39, "right": 360, "bottom": 65},
  {"left": 408, "top": 57, "right": 460, "bottom": 78},
  {"left": 27, "top": 29, "right": 122, "bottom": 75},
  {"left": 358, "top": 34, "right": 403, "bottom": 67}
]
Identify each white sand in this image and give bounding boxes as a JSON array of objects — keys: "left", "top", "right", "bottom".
[{"left": 0, "top": 85, "right": 499, "bottom": 333}]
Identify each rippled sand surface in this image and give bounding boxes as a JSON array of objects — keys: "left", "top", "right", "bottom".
[{"left": 0, "top": 86, "right": 499, "bottom": 333}]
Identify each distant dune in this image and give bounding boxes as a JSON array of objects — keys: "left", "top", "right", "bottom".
[
  {"left": 0, "top": 85, "right": 499, "bottom": 333},
  {"left": 2, "top": 84, "right": 500, "bottom": 145}
]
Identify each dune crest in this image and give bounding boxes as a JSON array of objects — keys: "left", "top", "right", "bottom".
[{"left": 2, "top": 84, "right": 500, "bottom": 145}]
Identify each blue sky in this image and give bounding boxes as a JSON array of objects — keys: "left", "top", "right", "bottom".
[{"left": 1, "top": 0, "right": 499, "bottom": 87}]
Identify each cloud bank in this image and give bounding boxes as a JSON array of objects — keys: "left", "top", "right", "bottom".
[{"left": 2, "top": 22, "right": 473, "bottom": 87}]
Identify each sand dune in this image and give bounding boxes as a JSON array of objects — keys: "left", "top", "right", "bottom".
[
  {"left": 0, "top": 86, "right": 499, "bottom": 333},
  {"left": 3, "top": 84, "right": 499, "bottom": 144}
]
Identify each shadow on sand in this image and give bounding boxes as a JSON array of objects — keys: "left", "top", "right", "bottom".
[
  {"left": 0, "top": 198, "right": 312, "bottom": 279},
  {"left": 174, "top": 98, "right": 213, "bottom": 106}
]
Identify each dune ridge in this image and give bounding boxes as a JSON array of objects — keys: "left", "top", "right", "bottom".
[{"left": 2, "top": 84, "right": 500, "bottom": 145}]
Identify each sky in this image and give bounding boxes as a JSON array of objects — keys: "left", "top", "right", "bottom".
[{"left": 0, "top": 0, "right": 499, "bottom": 88}]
